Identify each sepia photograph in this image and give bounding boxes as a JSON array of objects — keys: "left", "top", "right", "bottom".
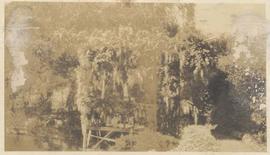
[{"left": 3, "top": 0, "right": 268, "bottom": 152}]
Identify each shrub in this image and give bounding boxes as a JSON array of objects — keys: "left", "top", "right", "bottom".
[{"left": 109, "top": 129, "right": 179, "bottom": 151}]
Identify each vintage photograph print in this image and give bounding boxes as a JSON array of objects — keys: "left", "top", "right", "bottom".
[{"left": 4, "top": 1, "right": 267, "bottom": 151}]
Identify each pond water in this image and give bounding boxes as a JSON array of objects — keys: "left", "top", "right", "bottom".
[
  {"left": 5, "top": 134, "right": 81, "bottom": 151},
  {"left": 6, "top": 134, "right": 46, "bottom": 151}
]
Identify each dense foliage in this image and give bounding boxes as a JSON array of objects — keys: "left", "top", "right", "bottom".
[
  {"left": 5, "top": 3, "right": 266, "bottom": 151},
  {"left": 215, "top": 34, "right": 266, "bottom": 142},
  {"left": 157, "top": 32, "right": 230, "bottom": 136}
]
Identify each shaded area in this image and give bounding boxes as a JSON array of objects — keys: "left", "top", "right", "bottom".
[{"left": 172, "top": 125, "right": 266, "bottom": 152}]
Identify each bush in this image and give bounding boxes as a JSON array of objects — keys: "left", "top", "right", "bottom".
[
  {"left": 109, "top": 129, "right": 179, "bottom": 151},
  {"left": 215, "top": 34, "right": 266, "bottom": 143}
]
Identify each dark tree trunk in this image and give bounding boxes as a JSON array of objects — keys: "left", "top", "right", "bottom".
[{"left": 157, "top": 52, "right": 181, "bottom": 136}]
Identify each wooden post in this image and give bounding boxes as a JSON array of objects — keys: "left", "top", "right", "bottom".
[
  {"left": 82, "top": 126, "right": 87, "bottom": 150},
  {"left": 101, "top": 73, "right": 106, "bottom": 99},
  {"left": 86, "top": 129, "right": 92, "bottom": 148},
  {"left": 123, "top": 82, "right": 129, "bottom": 99}
]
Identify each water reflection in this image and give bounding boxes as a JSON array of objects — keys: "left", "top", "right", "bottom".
[
  {"left": 6, "top": 134, "right": 46, "bottom": 151},
  {"left": 6, "top": 133, "right": 81, "bottom": 151}
]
